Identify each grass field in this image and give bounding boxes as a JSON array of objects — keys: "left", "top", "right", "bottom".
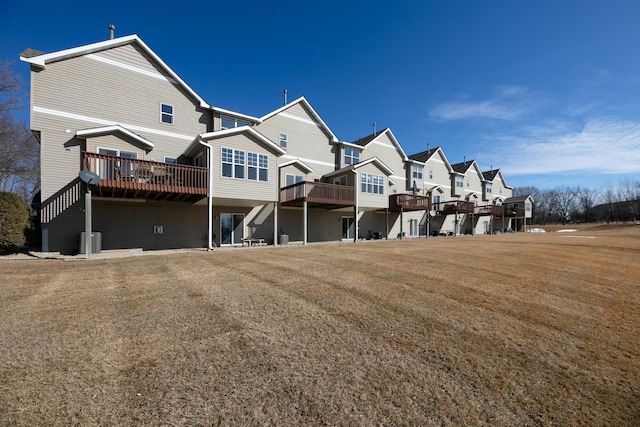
[{"left": 0, "top": 225, "right": 639, "bottom": 426}]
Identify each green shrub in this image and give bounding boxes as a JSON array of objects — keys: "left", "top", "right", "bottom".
[{"left": 0, "top": 192, "right": 30, "bottom": 253}]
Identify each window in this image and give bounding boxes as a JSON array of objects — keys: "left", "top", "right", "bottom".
[
  {"left": 285, "top": 174, "right": 303, "bottom": 186},
  {"left": 248, "top": 152, "right": 268, "bottom": 182},
  {"left": 221, "top": 148, "right": 233, "bottom": 177},
  {"left": 433, "top": 194, "right": 441, "bottom": 204},
  {"left": 455, "top": 176, "right": 464, "bottom": 188},
  {"left": 361, "top": 173, "right": 384, "bottom": 194},
  {"left": 486, "top": 183, "right": 492, "bottom": 193},
  {"left": 279, "top": 133, "right": 288, "bottom": 149},
  {"left": 234, "top": 150, "right": 245, "bottom": 179},
  {"left": 164, "top": 157, "right": 177, "bottom": 164},
  {"left": 467, "top": 179, "right": 470, "bottom": 187},
  {"left": 334, "top": 176, "right": 347, "bottom": 186},
  {"left": 221, "top": 115, "right": 250, "bottom": 130},
  {"left": 412, "top": 165, "right": 423, "bottom": 180},
  {"left": 429, "top": 169, "right": 433, "bottom": 179},
  {"left": 97, "top": 148, "right": 138, "bottom": 180},
  {"left": 161, "top": 103, "right": 173, "bottom": 124},
  {"left": 344, "top": 147, "right": 360, "bottom": 165}
]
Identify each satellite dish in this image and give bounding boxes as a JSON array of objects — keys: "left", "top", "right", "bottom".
[
  {"left": 429, "top": 210, "right": 437, "bottom": 217},
  {"left": 79, "top": 170, "right": 101, "bottom": 185}
]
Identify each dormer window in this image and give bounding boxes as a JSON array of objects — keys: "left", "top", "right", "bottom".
[
  {"left": 412, "top": 165, "right": 423, "bottom": 180},
  {"left": 345, "top": 147, "right": 360, "bottom": 165},
  {"left": 221, "top": 115, "right": 250, "bottom": 130},
  {"left": 161, "top": 103, "right": 173, "bottom": 124}
]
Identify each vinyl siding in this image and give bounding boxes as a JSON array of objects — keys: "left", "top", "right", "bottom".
[
  {"left": 92, "top": 200, "right": 208, "bottom": 250},
  {"left": 357, "top": 163, "right": 389, "bottom": 210},
  {"left": 256, "top": 103, "right": 336, "bottom": 178},
  {"left": 359, "top": 132, "right": 407, "bottom": 189},
  {"left": 208, "top": 133, "right": 279, "bottom": 203}
]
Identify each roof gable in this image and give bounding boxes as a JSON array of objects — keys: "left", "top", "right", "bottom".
[
  {"left": 198, "top": 126, "right": 285, "bottom": 155},
  {"left": 75, "top": 125, "right": 154, "bottom": 150},
  {"left": 451, "top": 159, "right": 484, "bottom": 179},
  {"left": 349, "top": 128, "right": 408, "bottom": 161},
  {"left": 260, "top": 96, "right": 338, "bottom": 143},
  {"left": 20, "top": 34, "right": 210, "bottom": 110}
]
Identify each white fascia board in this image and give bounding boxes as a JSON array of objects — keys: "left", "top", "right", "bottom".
[
  {"left": 200, "top": 126, "right": 285, "bottom": 155},
  {"left": 21, "top": 34, "right": 211, "bottom": 110},
  {"left": 279, "top": 159, "right": 313, "bottom": 174},
  {"left": 337, "top": 140, "right": 367, "bottom": 151},
  {"left": 365, "top": 128, "right": 407, "bottom": 161},
  {"left": 352, "top": 157, "right": 394, "bottom": 176},
  {"left": 20, "top": 35, "right": 139, "bottom": 67},
  {"left": 434, "top": 147, "right": 454, "bottom": 172},
  {"left": 75, "top": 124, "right": 155, "bottom": 149},
  {"left": 260, "top": 96, "right": 339, "bottom": 143},
  {"left": 212, "top": 106, "right": 262, "bottom": 124}
]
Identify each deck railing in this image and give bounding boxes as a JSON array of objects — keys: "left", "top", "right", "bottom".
[
  {"left": 281, "top": 181, "right": 354, "bottom": 207},
  {"left": 388, "top": 194, "right": 431, "bottom": 211},
  {"left": 474, "top": 205, "right": 505, "bottom": 216},
  {"left": 82, "top": 152, "right": 208, "bottom": 196},
  {"left": 434, "top": 200, "right": 475, "bottom": 214}
]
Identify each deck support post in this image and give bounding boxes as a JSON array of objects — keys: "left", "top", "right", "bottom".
[
  {"left": 273, "top": 201, "right": 278, "bottom": 247},
  {"left": 84, "top": 187, "right": 92, "bottom": 260},
  {"left": 385, "top": 208, "right": 389, "bottom": 240},
  {"left": 303, "top": 200, "right": 308, "bottom": 245}
]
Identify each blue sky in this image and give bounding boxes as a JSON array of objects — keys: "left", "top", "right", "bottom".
[{"left": 2, "top": 0, "right": 640, "bottom": 191}]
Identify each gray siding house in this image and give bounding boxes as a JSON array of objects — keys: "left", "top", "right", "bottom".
[{"left": 22, "top": 33, "right": 523, "bottom": 254}]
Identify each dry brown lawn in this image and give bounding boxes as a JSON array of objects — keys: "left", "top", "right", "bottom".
[{"left": 0, "top": 225, "right": 639, "bottom": 426}]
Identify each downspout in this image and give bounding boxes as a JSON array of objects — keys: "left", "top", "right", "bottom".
[
  {"left": 353, "top": 170, "right": 359, "bottom": 242},
  {"left": 197, "top": 136, "right": 215, "bottom": 251}
]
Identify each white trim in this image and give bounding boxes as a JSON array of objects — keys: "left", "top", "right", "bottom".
[
  {"left": 278, "top": 159, "right": 313, "bottom": 174},
  {"left": 35, "top": 106, "right": 192, "bottom": 141},
  {"left": 87, "top": 54, "right": 177, "bottom": 84},
  {"left": 279, "top": 112, "right": 320, "bottom": 128},
  {"left": 281, "top": 154, "right": 334, "bottom": 168},
  {"left": 75, "top": 124, "right": 155, "bottom": 149},
  {"left": 260, "top": 96, "right": 339, "bottom": 143},
  {"left": 160, "top": 103, "right": 174, "bottom": 125},
  {"left": 338, "top": 141, "right": 367, "bottom": 150},
  {"left": 199, "top": 126, "right": 285, "bottom": 155},
  {"left": 21, "top": 34, "right": 210, "bottom": 109},
  {"left": 212, "top": 106, "right": 261, "bottom": 124},
  {"left": 390, "top": 175, "right": 407, "bottom": 182}
]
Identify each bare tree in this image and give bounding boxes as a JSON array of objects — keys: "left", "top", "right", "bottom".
[
  {"left": 555, "top": 186, "right": 577, "bottom": 225},
  {"left": 575, "top": 186, "right": 598, "bottom": 223},
  {"left": 0, "top": 60, "right": 39, "bottom": 207}
]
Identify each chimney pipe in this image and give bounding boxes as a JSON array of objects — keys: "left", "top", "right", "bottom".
[
  {"left": 283, "top": 89, "right": 287, "bottom": 105},
  {"left": 464, "top": 156, "right": 466, "bottom": 165},
  {"left": 109, "top": 24, "right": 115, "bottom": 40},
  {"left": 373, "top": 122, "right": 377, "bottom": 136}
]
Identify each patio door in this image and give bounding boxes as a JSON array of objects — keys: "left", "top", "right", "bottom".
[
  {"left": 409, "top": 218, "right": 418, "bottom": 237},
  {"left": 221, "top": 214, "right": 244, "bottom": 245},
  {"left": 341, "top": 217, "right": 355, "bottom": 240}
]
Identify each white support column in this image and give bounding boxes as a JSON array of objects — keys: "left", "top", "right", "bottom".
[{"left": 353, "top": 171, "right": 359, "bottom": 243}]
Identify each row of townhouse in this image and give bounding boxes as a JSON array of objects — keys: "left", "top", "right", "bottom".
[{"left": 21, "top": 33, "right": 533, "bottom": 254}]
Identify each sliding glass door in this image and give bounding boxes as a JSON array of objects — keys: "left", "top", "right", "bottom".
[{"left": 220, "top": 214, "right": 245, "bottom": 245}]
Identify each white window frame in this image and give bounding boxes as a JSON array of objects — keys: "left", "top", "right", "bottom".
[
  {"left": 429, "top": 169, "right": 433, "bottom": 179},
  {"left": 333, "top": 175, "right": 347, "bottom": 186},
  {"left": 409, "top": 218, "right": 418, "bottom": 237},
  {"left": 486, "top": 183, "right": 493, "bottom": 193},
  {"left": 345, "top": 147, "right": 360, "bottom": 165},
  {"left": 455, "top": 176, "right": 464, "bottom": 188},
  {"left": 221, "top": 115, "right": 250, "bottom": 130},
  {"left": 279, "top": 133, "right": 288, "bottom": 149},
  {"left": 412, "top": 165, "right": 423, "bottom": 180},
  {"left": 285, "top": 174, "right": 303, "bottom": 186},
  {"left": 161, "top": 103, "right": 173, "bottom": 124},
  {"left": 361, "top": 173, "right": 384, "bottom": 194},
  {"left": 247, "top": 152, "right": 268, "bottom": 182}
]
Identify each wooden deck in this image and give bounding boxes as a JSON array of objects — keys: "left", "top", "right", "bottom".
[
  {"left": 280, "top": 181, "right": 355, "bottom": 209},
  {"left": 83, "top": 152, "right": 208, "bottom": 203}
]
